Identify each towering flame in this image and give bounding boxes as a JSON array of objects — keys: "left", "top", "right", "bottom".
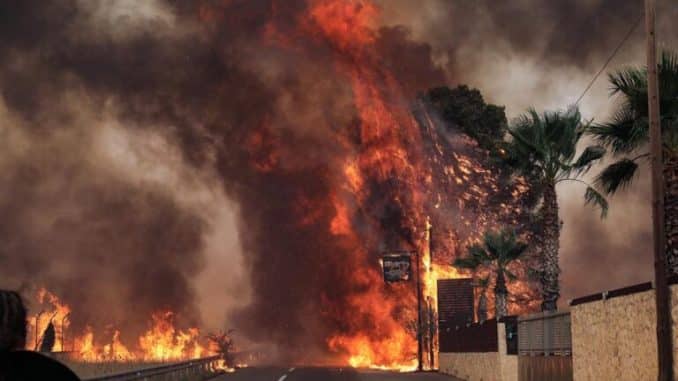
[
  {"left": 262, "top": 0, "right": 534, "bottom": 370},
  {"left": 300, "top": 0, "right": 460, "bottom": 370}
]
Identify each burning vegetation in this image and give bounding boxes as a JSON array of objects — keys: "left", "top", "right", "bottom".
[
  {"left": 1, "top": 0, "right": 542, "bottom": 373},
  {"left": 27, "top": 289, "right": 213, "bottom": 362}
]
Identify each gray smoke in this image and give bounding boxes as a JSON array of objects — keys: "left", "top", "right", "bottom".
[{"left": 0, "top": 0, "right": 674, "bottom": 354}]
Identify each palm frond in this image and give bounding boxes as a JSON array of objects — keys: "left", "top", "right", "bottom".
[
  {"left": 593, "top": 51, "right": 678, "bottom": 158},
  {"left": 589, "top": 108, "right": 648, "bottom": 154},
  {"left": 504, "top": 269, "right": 519, "bottom": 282},
  {"left": 659, "top": 51, "right": 678, "bottom": 103},
  {"left": 544, "top": 106, "right": 582, "bottom": 163},
  {"left": 664, "top": 119, "right": 678, "bottom": 153},
  {"left": 454, "top": 244, "right": 488, "bottom": 270},
  {"left": 483, "top": 230, "right": 503, "bottom": 260},
  {"left": 453, "top": 257, "right": 481, "bottom": 270},
  {"left": 507, "top": 106, "right": 588, "bottom": 183},
  {"left": 571, "top": 145, "right": 606, "bottom": 175},
  {"left": 480, "top": 229, "right": 529, "bottom": 268},
  {"left": 584, "top": 186, "right": 609, "bottom": 218},
  {"left": 505, "top": 241, "right": 529, "bottom": 262},
  {"left": 508, "top": 114, "right": 546, "bottom": 159},
  {"left": 608, "top": 66, "right": 646, "bottom": 98},
  {"left": 595, "top": 158, "right": 640, "bottom": 194}
]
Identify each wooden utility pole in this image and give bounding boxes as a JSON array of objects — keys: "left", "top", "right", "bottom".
[
  {"left": 427, "top": 221, "right": 435, "bottom": 370},
  {"left": 645, "top": 1, "right": 673, "bottom": 379},
  {"left": 415, "top": 250, "right": 423, "bottom": 372}
]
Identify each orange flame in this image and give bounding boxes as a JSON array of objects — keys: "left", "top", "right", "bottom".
[
  {"left": 26, "top": 288, "right": 71, "bottom": 352},
  {"left": 304, "top": 0, "right": 449, "bottom": 370},
  {"left": 138, "top": 311, "right": 205, "bottom": 361},
  {"left": 303, "top": 0, "right": 491, "bottom": 370},
  {"left": 27, "top": 289, "right": 214, "bottom": 363}
]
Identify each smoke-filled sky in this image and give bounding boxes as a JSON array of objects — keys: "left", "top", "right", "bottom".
[
  {"left": 0, "top": 0, "right": 676, "bottom": 355},
  {"left": 377, "top": 0, "right": 677, "bottom": 302}
]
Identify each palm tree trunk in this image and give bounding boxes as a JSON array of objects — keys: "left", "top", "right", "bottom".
[
  {"left": 541, "top": 181, "right": 560, "bottom": 311},
  {"left": 494, "top": 271, "right": 508, "bottom": 319},
  {"left": 664, "top": 150, "right": 678, "bottom": 275},
  {"left": 477, "top": 293, "right": 488, "bottom": 323}
]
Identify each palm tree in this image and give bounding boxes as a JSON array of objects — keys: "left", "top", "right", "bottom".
[
  {"left": 474, "top": 277, "right": 490, "bottom": 323},
  {"left": 505, "top": 106, "right": 607, "bottom": 311},
  {"left": 454, "top": 229, "right": 529, "bottom": 319},
  {"left": 589, "top": 51, "right": 678, "bottom": 273}
]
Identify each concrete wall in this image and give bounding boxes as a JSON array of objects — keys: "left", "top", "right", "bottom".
[
  {"left": 571, "top": 284, "right": 678, "bottom": 381},
  {"left": 439, "top": 322, "right": 517, "bottom": 381}
]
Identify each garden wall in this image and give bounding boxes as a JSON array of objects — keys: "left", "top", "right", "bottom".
[
  {"left": 570, "top": 281, "right": 678, "bottom": 381},
  {"left": 439, "top": 320, "right": 517, "bottom": 381},
  {"left": 439, "top": 352, "right": 500, "bottom": 381}
]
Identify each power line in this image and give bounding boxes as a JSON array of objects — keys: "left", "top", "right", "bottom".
[{"left": 574, "top": 13, "right": 644, "bottom": 106}]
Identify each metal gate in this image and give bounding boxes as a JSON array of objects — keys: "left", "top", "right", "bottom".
[{"left": 517, "top": 311, "right": 573, "bottom": 381}]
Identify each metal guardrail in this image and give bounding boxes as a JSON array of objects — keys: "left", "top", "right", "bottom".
[
  {"left": 82, "top": 355, "right": 224, "bottom": 381},
  {"left": 518, "top": 311, "right": 571, "bottom": 356}
]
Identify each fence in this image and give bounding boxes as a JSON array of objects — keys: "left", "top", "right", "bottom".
[
  {"left": 517, "top": 311, "right": 572, "bottom": 381},
  {"left": 518, "top": 311, "right": 571, "bottom": 356},
  {"left": 82, "top": 355, "right": 224, "bottom": 381},
  {"left": 439, "top": 318, "right": 518, "bottom": 381},
  {"left": 439, "top": 318, "right": 498, "bottom": 353}
]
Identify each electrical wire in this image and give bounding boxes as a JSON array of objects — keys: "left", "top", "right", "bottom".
[{"left": 574, "top": 13, "right": 644, "bottom": 106}]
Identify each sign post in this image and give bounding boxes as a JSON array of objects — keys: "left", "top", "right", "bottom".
[
  {"left": 382, "top": 254, "right": 412, "bottom": 282},
  {"left": 382, "top": 251, "right": 422, "bottom": 371}
]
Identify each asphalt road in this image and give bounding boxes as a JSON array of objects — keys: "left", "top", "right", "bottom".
[{"left": 211, "top": 367, "right": 462, "bottom": 381}]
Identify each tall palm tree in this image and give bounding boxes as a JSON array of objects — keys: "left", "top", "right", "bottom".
[
  {"left": 454, "top": 229, "right": 529, "bottom": 319},
  {"left": 506, "top": 106, "right": 607, "bottom": 311},
  {"left": 474, "top": 277, "right": 490, "bottom": 323},
  {"left": 589, "top": 51, "right": 678, "bottom": 274}
]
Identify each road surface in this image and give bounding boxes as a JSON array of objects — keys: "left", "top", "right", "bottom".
[{"left": 211, "top": 367, "right": 462, "bottom": 381}]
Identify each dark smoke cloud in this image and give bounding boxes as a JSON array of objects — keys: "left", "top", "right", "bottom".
[
  {"left": 0, "top": 0, "right": 220, "bottom": 340},
  {"left": 1, "top": 0, "right": 675, "bottom": 358},
  {"left": 379, "top": 0, "right": 676, "bottom": 75},
  {"left": 0, "top": 0, "right": 450, "bottom": 358},
  {"left": 0, "top": 99, "right": 207, "bottom": 341}
]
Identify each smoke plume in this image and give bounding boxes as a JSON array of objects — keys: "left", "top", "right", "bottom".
[{"left": 0, "top": 0, "right": 675, "bottom": 361}]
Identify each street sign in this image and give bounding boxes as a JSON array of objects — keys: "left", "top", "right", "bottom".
[{"left": 382, "top": 254, "right": 412, "bottom": 282}]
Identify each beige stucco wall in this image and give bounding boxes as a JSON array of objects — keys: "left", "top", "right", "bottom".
[
  {"left": 571, "top": 284, "right": 678, "bottom": 381},
  {"left": 497, "top": 323, "right": 518, "bottom": 381},
  {"left": 439, "top": 352, "right": 500, "bottom": 381},
  {"left": 439, "top": 322, "right": 517, "bottom": 381}
]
